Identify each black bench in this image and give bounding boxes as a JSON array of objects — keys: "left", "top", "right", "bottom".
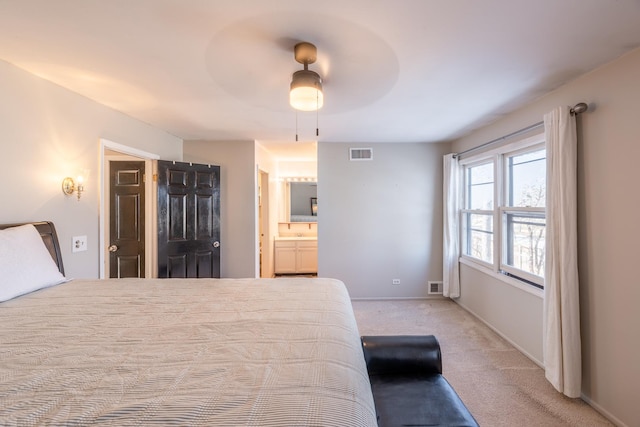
[{"left": 361, "top": 335, "right": 479, "bottom": 427}]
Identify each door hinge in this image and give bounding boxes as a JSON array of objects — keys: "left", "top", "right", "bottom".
[{"left": 153, "top": 174, "right": 158, "bottom": 182}]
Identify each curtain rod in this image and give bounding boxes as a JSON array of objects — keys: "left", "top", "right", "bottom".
[{"left": 454, "top": 102, "right": 588, "bottom": 159}]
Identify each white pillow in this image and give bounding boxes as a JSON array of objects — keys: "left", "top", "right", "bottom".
[{"left": 0, "top": 224, "right": 67, "bottom": 302}]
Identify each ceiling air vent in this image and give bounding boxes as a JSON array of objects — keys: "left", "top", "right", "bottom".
[{"left": 349, "top": 148, "right": 373, "bottom": 161}]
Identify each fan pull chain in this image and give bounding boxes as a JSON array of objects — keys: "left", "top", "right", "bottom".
[{"left": 294, "top": 94, "right": 320, "bottom": 140}]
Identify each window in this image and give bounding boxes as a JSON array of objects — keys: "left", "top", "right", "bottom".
[
  {"left": 462, "top": 161, "right": 494, "bottom": 265},
  {"left": 501, "top": 148, "right": 546, "bottom": 285},
  {"left": 461, "top": 135, "right": 546, "bottom": 288}
]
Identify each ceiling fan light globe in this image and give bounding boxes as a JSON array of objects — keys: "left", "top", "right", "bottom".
[
  {"left": 290, "top": 69, "right": 323, "bottom": 111},
  {"left": 290, "top": 87, "right": 323, "bottom": 111}
]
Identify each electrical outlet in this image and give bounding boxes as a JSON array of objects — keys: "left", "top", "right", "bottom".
[
  {"left": 72, "top": 235, "right": 87, "bottom": 253},
  {"left": 392, "top": 279, "right": 401, "bottom": 285}
]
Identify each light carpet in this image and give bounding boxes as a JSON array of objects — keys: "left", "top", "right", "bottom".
[{"left": 351, "top": 298, "right": 613, "bottom": 427}]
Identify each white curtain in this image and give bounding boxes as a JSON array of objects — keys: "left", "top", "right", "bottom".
[
  {"left": 443, "top": 153, "right": 461, "bottom": 298},
  {"left": 543, "top": 106, "right": 582, "bottom": 398}
]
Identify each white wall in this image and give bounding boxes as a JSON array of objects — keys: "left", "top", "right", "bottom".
[
  {"left": 458, "top": 264, "right": 544, "bottom": 362},
  {"left": 451, "top": 47, "right": 640, "bottom": 427},
  {"left": 0, "top": 60, "right": 182, "bottom": 279},
  {"left": 318, "top": 142, "right": 448, "bottom": 299},
  {"left": 277, "top": 160, "right": 317, "bottom": 178},
  {"left": 183, "top": 140, "right": 256, "bottom": 278}
]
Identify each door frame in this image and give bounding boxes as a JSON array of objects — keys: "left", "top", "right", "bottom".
[
  {"left": 99, "top": 139, "right": 159, "bottom": 279},
  {"left": 258, "top": 169, "right": 271, "bottom": 278}
]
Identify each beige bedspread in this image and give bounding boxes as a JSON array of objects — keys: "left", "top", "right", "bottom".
[{"left": 0, "top": 277, "right": 377, "bottom": 426}]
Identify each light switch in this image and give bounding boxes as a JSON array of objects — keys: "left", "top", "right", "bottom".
[{"left": 72, "top": 235, "right": 87, "bottom": 253}]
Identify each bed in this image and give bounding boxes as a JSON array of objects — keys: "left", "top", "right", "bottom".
[{"left": 0, "top": 222, "right": 377, "bottom": 426}]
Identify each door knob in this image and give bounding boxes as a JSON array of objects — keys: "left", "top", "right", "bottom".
[
  {"left": 108, "top": 245, "right": 119, "bottom": 252},
  {"left": 213, "top": 241, "right": 220, "bottom": 248}
]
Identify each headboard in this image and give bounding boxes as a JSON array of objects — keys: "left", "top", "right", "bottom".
[{"left": 0, "top": 221, "right": 65, "bottom": 275}]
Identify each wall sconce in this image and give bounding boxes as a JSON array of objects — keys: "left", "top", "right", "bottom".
[{"left": 62, "top": 170, "right": 89, "bottom": 201}]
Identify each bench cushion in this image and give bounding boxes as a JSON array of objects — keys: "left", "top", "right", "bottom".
[
  {"left": 369, "top": 374, "right": 478, "bottom": 426},
  {"left": 362, "top": 335, "right": 479, "bottom": 427}
]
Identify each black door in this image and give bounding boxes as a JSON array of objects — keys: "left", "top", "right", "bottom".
[
  {"left": 109, "top": 161, "right": 145, "bottom": 278},
  {"left": 157, "top": 160, "right": 221, "bottom": 278}
]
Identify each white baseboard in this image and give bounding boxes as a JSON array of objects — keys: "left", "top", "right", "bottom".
[
  {"left": 453, "top": 299, "right": 544, "bottom": 368},
  {"left": 580, "top": 394, "right": 628, "bottom": 427},
  {"left": 351, "top": 296, "right": 445, "bottom": 301},
  {"left": 454, "top": 300, "right": 626, "bottom": 426}
]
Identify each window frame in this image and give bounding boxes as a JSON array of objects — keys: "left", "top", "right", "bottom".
[
  {"left": 459, "top": 133, "right": 546, "bottom": 289},
  {"left": 460, "top": 158, "right": 497, "bottom": 269},
  {"left": 499, "top": 207, "right": 546, "bottom": 286},
  {"left": 500, "top": 143, "right": 546, "bottom": 287}
]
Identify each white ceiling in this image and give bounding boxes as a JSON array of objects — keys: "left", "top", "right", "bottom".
[{"left": 2, "top": 0, "right": 640, "bottom": 154}]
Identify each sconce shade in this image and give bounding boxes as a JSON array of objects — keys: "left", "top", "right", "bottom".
[{"left": 290, "top": 70, "right": 323, "bottom": 111}]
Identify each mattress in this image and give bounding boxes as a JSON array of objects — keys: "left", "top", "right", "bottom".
[{"left": 0, "top": 277, "right": 377, "bottom": 426}]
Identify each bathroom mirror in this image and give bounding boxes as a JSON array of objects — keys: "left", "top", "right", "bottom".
[{"left": 288, "top": 181, "right": 317, "bottom": 222}]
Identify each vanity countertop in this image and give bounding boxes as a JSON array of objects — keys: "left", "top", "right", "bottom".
[{"left": 275, "top": 236, "right": 317, "bottom": 241}]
